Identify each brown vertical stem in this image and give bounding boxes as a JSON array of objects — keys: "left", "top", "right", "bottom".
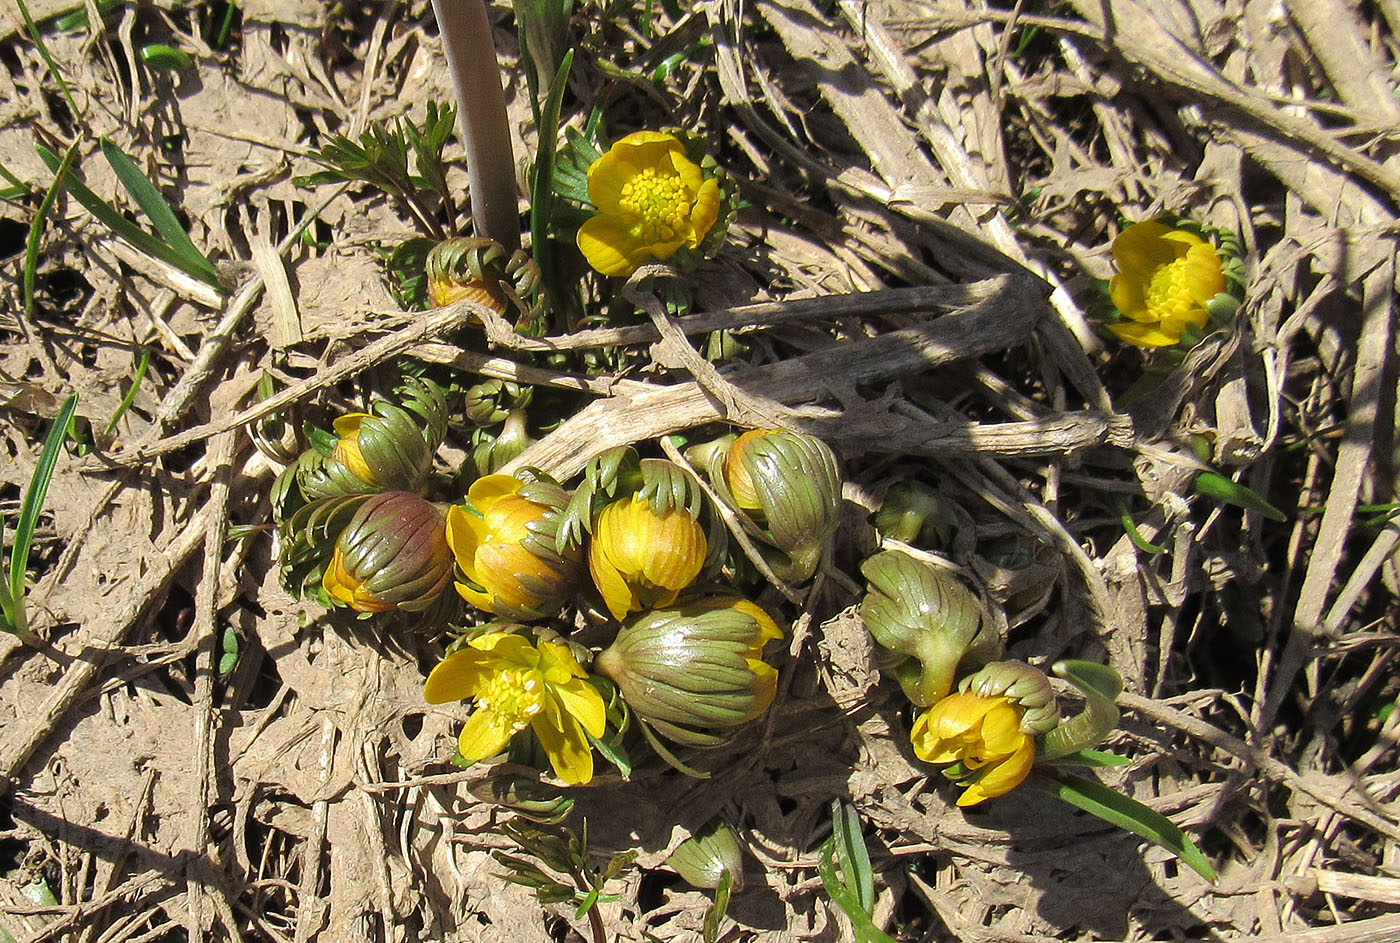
[{"left": 431, "top": 0, "right": 521, "bottom": 250}]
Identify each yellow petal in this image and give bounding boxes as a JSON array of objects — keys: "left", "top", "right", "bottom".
[
  {"left": 467, "top": 474, "right": 521, "bottom": 511},
  {"left": 578, "top": 214, "right": 655, "bottom": 277},
  {"left": 445, "top": 504, "right": 480, "bottom": 573},
  {"left": 1108, "top": 321, "right": 1183, "bottom": 348},
  {"left": 686, "top": 177, "right": 721, "bottom": 248},
  {"left": 1108, "top": 272, "right": 1152, "bottom": 323},
  {"left": 424, "top": 649, "right": 497, "bottom": 704},
  {"left": 532, "top": 701, "right": 595, "bottom": 784},
  {"left": 589, "top": 537, "right": 640, "bottom": 621},
  {"left": 1111, "top": 220, "right": 1176, "bottom": 274},
  {"left": 957, "top": 738, "right": 1034, "bottom": 806},
  {"left": 976, "top": 702, "right": 1027, "bottom": 755},
  {"left": 662, "top": 144, "right": 705, "bottom": 195},
  {"left": 550, "top": 677, "right": 607, "bottom": 739},
  {"left": 457, "top": 708, "right": 515, "bottom": 763}
]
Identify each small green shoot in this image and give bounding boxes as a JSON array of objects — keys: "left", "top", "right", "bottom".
[
  {"left": 36, "top": 142, "right": 223, "bottom": 290},
  {"left": 0, "top": 162, "right": 30, "bottom": 203},
  {"left": 530, "top": 49, "right": 574, "bottom": 313},
  {"left": 1116, "top": 499, "right": 1167, "bottom": 555},
  {"left": 139, "top": 44, "right": 195, "bottom": 71},
  {"left": 218, "top": 626, "right": 241, "bottom": 676},
  {"left": 24, "top": 138, "right": 81, "bottom": 322},
  {"left": 0, "top": 394, "right": 79, "bottom": 642},
  {"left": 1193, "top": 471, "right": 1286, "bottom": 522},
  {"left": 492, "top": 819, "right": 635, "bottom": 943},
  {"left": 99, "top": 138, "right": 221, "bottom": 285},
  {"left": 15, "top": 0, "right": 83, "bottom": 120},
  {"left": 817, "top": 802, "right": 895, "bottom": 943},
  {"left": 103, "top": 346, "right": 151, "bottom": 438}
]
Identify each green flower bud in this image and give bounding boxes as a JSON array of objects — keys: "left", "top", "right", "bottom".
[
  {"left": 323, "top": 491, "right": 452, "bottom": 613},
  {"left": 426, "top": 237, "right": 545, "bottom": 332},
  {"left": 464, "top": 380, "right": 532, "bottom": 427},
  {"left": 595, "top": 597, "right": 782, "bottom": 747},
  {"left": 858, "top": 550, "right": 1003, "bottom": 707},
  {"left": 704, "top": 429, "right": 843, "bottom": 582},
  {"left": 875, "top": 481, "right": 956, "bottom": 548},
  {"left": 956, "top": 661, "right": 1060, "bottom": 735},
  {"left": 318, "top": 378, "right": 447, "bottom": 494},
  {"left": 469, "top": 409, "right": 535, "bottom": 477},
  {"left": 667, "top": 818, "right": 745, "bottom": 891}
]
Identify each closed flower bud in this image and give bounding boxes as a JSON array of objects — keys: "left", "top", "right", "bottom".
[
  {"left": 667, "top": 818, "right": 745, "bottom": 891},
  {"left": 322, "top": 491, "right": 452, "bottom": 613},
  {"left": 715, "top": 429, "right": 842, "bottom": 581},
  {"left": 426, "top": 238, "right": 544, "bottom": 331},
  {"left": 589, "top": 494, "right": 707, "bottom": 621},
  {"left": 447, "top": 474, "right": 583, "bottom": 620},
  {"left": 858, "top": 550, "right": 1003, "bottom": 707},
  {"left": 470, "top": 775, "right": 575, "bottom": 824},
  {"left": 323, "top": 378, "right": 446, "bottom": 493},
  {"left": 464, "top": 380, "right": 532, "bottom": 427},
  {"left": 595, "top": 597, "right": 781, "bottom": 746}
]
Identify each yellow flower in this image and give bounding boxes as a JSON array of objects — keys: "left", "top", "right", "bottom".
[
  {"left": 446, "top": 475, "right": 582, "bottom": 620},
  {"left": 425, "top": 632, "right": 607, "bottom": 785},
  {"left": 588, "top": 494, "right": 707, "bottom": 621},
  {"left": 577, "top": 131, "right": 721, "bottom": 277},
  {"left": 910, "top": 692, "right": 1035, "bottom": 806},
  {"left": 1107, "top": 221, "right": 1226, "bottom": 348},
  {"left": 331, "top": 413, "right": 377, "bottom": 486}
]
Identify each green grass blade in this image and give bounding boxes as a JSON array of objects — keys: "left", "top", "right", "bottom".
[
  {"left": 1038, "top": 771, "right": 1217, "bottom": 883},
  {"left": 830, "top": 801, "right": 875, "bottom": 914},
  {"left": 103, "top": 346, "right": 151, "bottom": 437},
  {"left": 817, "top": 837, "right": 896, "bottom": 943},
  {"left": 8, "top": 394, "right": 78, "bottom": 634},
  {"left": 36, "top": 143, "right": 224, "bottom": 290},
  {"left": 0, "top": 162, "right": 30, "bottom": 202},
  {"left": 530, "top": 48, "right": 573, "bottom": 313},
  {"left": 99, "top": 138, "right": 221, "bottom": 285},
  {"left": 15, "top": 0, "right": 83, "bottom": 120},
  {"left": 1116, "top": 499, "right": 1166, "bottom": 555},
  {"left": 24, "top": 139, "right": 82, "bottom": 322}
]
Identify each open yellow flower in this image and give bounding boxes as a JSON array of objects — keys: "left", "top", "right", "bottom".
[
  {"left": 910, "top": 691, "right": 1035, "bottom": 806},
  {"left": 577, "top": 131, "right": 721, "bottom": 277},
  {"left": 588, "top": 494, "right": 707, "bottom": 620},
  {"left": 425, "top": 632, "right": 607, "bottom": 785},
  {"left": 446, "top": 475, "right": 582, "bottom": 620},
  {"left": 1107, "top": 221, "right": 1226, "bottom": 348}
]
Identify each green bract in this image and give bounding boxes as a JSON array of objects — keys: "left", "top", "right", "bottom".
[
  {"left": 667, "top": 818, "right": 745, "bottom": 891},
  {"left": 858, "top": 550, "right": 1003, "bottom": 707}
]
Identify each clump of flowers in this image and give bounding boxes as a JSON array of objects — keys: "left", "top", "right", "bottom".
[
  {"left": 576, "top": 131, "right": 730, "bottom": 277},
  {"left": 1104, "top": 219, "right": 1242, "bottom": 348}
]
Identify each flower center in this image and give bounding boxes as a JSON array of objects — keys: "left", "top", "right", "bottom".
[
  {"left": 474, "top": 668, "right": 546, "bottom": 734},
  {"left": 618, "top": 168, "right": 691, "bottom": 244},
  {"left": 1145, "top": 258, "right": 1201, "bottom": 320}
]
